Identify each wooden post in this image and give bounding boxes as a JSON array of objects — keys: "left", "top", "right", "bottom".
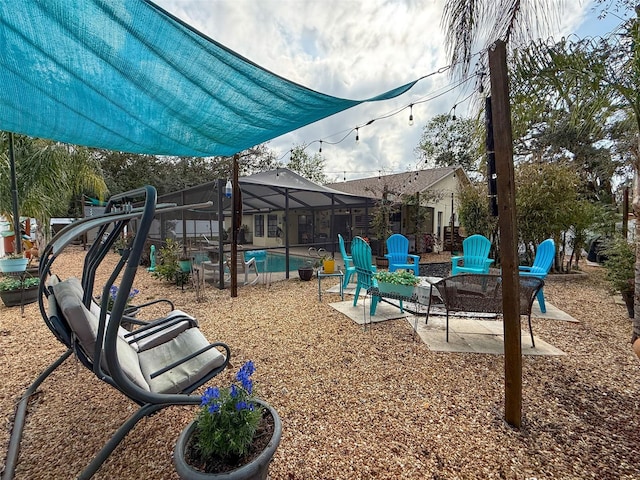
[
  {"left": 216, "top": 179, "right": 226, "bottom": 290},
  {"left": 230, "top": 154, "right": 239, "bottom": 297},
  {"left": 489, "top": 40, "right": 522, "bottom": 427}
]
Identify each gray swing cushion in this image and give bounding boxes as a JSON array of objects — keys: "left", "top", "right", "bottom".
[
  {"left": 125, "top": 310, "right": 196, "bottom": 352},
  {"left": 52, "top": 279, "right": 101, "bottom": 358},
  {"left": 138, "top": 328, "right": 227, "bottom": 394},
  {"left": 51, "top": 277, "right": 219, "bottom": 393},
  {"left": 53, "top": 277, "right": 194, "bottom": 352}
]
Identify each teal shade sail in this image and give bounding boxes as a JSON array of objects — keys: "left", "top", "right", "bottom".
[{"left": 0, "top": 0, "right": 420, "bottom": 157}]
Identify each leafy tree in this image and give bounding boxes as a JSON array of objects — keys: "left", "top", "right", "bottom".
[
  {"left": 457, "top": 182, "right": 498, "bottom": 240},
  {"left": 509, "top": 37, "right": 621, "bottom": 204},
  {"left": 97, "top": 143, "right": 279, "bottom": 196},
  {"left": 515, "top": 161, "right": 596, "bottom": 270},
  {"left": 286, "top": 145, "right": 327, "bottom": 184},
  {"left": 415, "top": 114, "right": 483, "bottom": 172}
]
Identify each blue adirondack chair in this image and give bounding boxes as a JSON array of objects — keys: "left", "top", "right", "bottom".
[
  {"left": 385, "top": 234, "right": 420, "bottom": 275},
  {"left": 519, "top": 239, "right": 555, "bottom": 313},
  {"left": 451, "top": 234, "right": 494, "bottom": 275},
  {"left": 338, "top": 234, "right": 356, "bottom": 290},
  {"left": 351, "top": 236, "right": 381, "bottom": 315}
]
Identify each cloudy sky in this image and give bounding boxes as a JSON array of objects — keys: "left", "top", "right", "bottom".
[{"left": 154, "top": 0, "right": 625, "bottom": 182}]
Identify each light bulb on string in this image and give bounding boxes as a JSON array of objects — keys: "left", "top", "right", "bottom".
[
  {"left": 319, "top": 140, "right": 322, "bottom": 153},
  {"left": 451, "top": 105, "right": 457, "bottom": 121},
  {"left": 225, "top": 180, "right": 232, "bottom": 198},
  {"left": 355, "top": 127, "right": 359, "bottom": 143},
  {"left": 408, "top": 104, "right": 414, "bottom": 126}
]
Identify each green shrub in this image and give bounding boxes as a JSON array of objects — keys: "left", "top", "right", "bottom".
[
  {"left": 603, "top": 236, "right": 635, "bottom": 294},
  {"left": 152, "top": 238, "right": 181, "bottom": 283}
]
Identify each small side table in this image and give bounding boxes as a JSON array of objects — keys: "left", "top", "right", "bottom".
[{"left": 317, "top": 269, "right": 344, "bottom": 302}]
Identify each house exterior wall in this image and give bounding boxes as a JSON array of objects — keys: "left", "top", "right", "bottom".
[
  {"left": 427, "top": 174, "right": 460, "bottom": 244},
  {"left": 250, "top": 212, "right": 284, "bottom": 248}
]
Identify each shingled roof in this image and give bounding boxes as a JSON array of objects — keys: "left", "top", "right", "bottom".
[{"left": 326, "top": 166, "right": 467, "bottom": 200}]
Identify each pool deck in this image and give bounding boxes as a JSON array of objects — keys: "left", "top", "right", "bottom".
[{"left": 192, "top": 244, "right": 453, "bottom": 287}]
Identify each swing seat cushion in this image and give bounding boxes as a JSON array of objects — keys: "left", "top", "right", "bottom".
[
  {"left": 50, "top": 277, "right": 223, "bottom": 394},
  {"left": 138, "top": 328, "right": 227, "bottom": 394}
]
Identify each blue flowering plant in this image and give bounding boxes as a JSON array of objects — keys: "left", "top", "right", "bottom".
[
  {"left": 103, "top": 284, "right": 140, "bottom": 312},
  {"left": 194, "top": 361, "right": 264, "bottom": 460}
]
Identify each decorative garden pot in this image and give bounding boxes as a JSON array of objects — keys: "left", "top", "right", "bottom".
[
  {"left": 0, "top": 285, "right": 39, "bottom": 307},
  {"left": 0, "top": 257, "right": 29, "bottom": 273},
  {"left": 298, "top": 267, "right": 314, "bottom": 281},
  {"left": 375, "top": 256, "right": 388, "bottom": 269},
  {"left": 322, "top": 258, "right": 335, "bottom": 274},
  {"left": 173, "top": 399, "right": 282, "bottom": 480},
  {"left": 377, "top": 281, "right": 415, "bottom": 299}
]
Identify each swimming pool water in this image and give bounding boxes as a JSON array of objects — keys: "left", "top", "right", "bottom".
[{"left": 261, "top": 253, "right": 310, "bottom": 272}]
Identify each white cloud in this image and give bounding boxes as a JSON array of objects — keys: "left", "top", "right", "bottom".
[{"left": 155, "top": 0, "right": 597, "bottom": 181}]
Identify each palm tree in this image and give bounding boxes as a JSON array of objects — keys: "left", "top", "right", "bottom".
[
  {"left": 0, "top": 133, "right": 108, "bottom": 250},
  {"left": 442, "top": 0, "right": 566, "bottom": 79}
]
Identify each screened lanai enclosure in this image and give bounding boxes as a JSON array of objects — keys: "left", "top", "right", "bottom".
[{"left": 136, "top": 168, "right": 376, "bottom": 283}]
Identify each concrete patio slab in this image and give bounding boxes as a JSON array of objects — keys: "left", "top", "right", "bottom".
[
  {"left": 327, "top": 294, "right": 567, "bottom": 356},
  {"left": 410, "top": 315, "right": 565, "bottom": 356},
  {"left": 328, "top": 299, "right": 410, "bottom": 325}
]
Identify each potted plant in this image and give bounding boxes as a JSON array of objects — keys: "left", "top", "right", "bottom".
[
  {"left": 238, "top": 225, "right": 250, "bottom": 245},
  {"left": 179, "top": 255, "right": 193, "bottom": 273},
  {"left": 173, "top": 361, "right": 282, "bottom": 479},
  {"left": 313, "top": 253, "right": 335, "bottom": 274},
  {"left": 298, "top": 259, "right": 314, "bottom": 281},
  {"left": 373, "top": 270, "right": 420, "bottom": 298},
  {"left": 112, "top": 232, "right": 135, "bottom": 255},
  {"left": 602, "top": 235, "right": 635, "bottom": 318},
  {"left": 0, "top": 252, "right": 29, "bottom": 273},
  {"left": 369, "top": 191, "right": 395, "bottom": 268},
  {"left": 153, "top": 239, "right": 183, "bottom": 284},
  {"left": 0, "top": 275, "right": 40, "bottom": 307}
]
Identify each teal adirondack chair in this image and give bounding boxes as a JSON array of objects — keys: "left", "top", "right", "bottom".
[
  {"left": 519, "top": 239, "right": 555, "bottom": 313},
  {"left": 338, "top": 234, "right": 356, "bottom": 290},
  {"left": 351, "top": 236, "right": 381, "bottom": 315},
  {"left": 451, "top": 234, "right": 494, "bottom": 275},
  {"left": 385, "top": 234, "right": 420, "bottom": 275}
]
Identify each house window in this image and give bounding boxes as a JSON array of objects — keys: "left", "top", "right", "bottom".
[
  {"left": 254, "top": 215, "right": 264, "bottom": 237},
  {"left": 267, "top": 214, "right": 279, "bottom": 237}
]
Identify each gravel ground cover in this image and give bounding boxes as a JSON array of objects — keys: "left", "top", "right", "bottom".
[{"left": 1, "top": 248, "right": 639, "bottom": 479}]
